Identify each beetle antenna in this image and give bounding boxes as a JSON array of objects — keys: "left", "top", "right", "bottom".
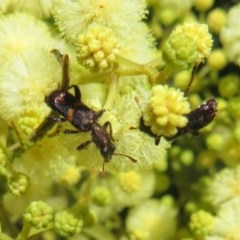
[
  {"left": 134, "top": 96, "right": 144, "bottom": 115},
  {"left": 100, "top": 160, "right": 106, "bottom": 178},
  {"left": 113, "top": 153, "right": 137, "bottom": 163},
  {"left": 184, "top": 64, "right": 198, "bottom": 96},
  {"left": 100, "top": 154, "right": 137, "bottom": 177}
]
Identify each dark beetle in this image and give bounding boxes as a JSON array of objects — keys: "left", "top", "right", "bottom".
[{"left": 45, "top": 50, "right": 136, "bottom": 175}]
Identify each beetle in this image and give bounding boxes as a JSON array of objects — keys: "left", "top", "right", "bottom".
[
  {"left": 136, "top": 66, "right": 217, "bottom": 143},
  {"left": 45, "top": 50, "right": 136, "bottom": 175},
  {"left": 165, "top": 97, "right": 217, "bottom": 141}
]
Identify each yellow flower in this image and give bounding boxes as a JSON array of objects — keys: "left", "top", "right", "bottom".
[
  {"left": 76, "top": 25, "right": 120, "bottom": 72},
  {"left": 220, "top": 3, "right": 240, "bottom": 66},
  {"left": 171, "top": 22, "right": 213, "bottom": 64},
  {"left": 109, "top": 170, "right": 155, "bottom": 208},
  {"left": 60, "top": 166, "right": 81, "bottom": 186},
  {"left": 207, "top": 49, "right": 227, "bottom": 71},
  {"left": 207, "top": 166, "right": 240, "bottom": 206},
  {"left": 0, "top": 13, "right": 54, "bottom": 60},
  {"left": 53, "top": 0, "right": 147, "bottom": 42},
  {"left": 10, "top": 0, "right": 54, "bottom": 19},
  {"left": 0, "top": 49, "right": 60, "bottom": 132},
  {"left": 207, "top": 8, "right": 227, "bottom": 34},
  {"left": 189, "top": 210, "right": 215, "bottom": 236},
  {"left": 193, "top": 0, "right": 214, "bottom": 12},
  {"left": 126, "top": 198, "right": 177, "bottom": 240},
  {"left": 53, "top": 0, "right": 155, "bottom": 63},
  {"left": 119, "top": 171, "right": 142, "bottom": 193},
  {"left": 143, "top": 85, "right": 190, "bottom": 137},
  {"left": 206, "top": 198, "right": 240, "bottom": 240}
]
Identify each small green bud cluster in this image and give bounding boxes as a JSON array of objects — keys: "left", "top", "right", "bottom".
[
  {"left": 91, "top": 186, "right": 111, "bottom": 207},
  {"left": 23, "top": 201, "right": 53, "bottom": 229},
  {"left": 54, "top": 210, "right": 83, "bottom": 237},
  {"left": 8, "top": 173, "right": 29, "bottom": 196}
]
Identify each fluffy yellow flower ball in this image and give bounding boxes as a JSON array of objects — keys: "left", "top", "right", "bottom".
[{"left": 143, "top": 85, "right": 190, "bottom": 137}]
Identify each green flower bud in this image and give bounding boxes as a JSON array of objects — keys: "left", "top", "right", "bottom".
[
  {"left": 54, "top": 210, "right": 83, "bottom": 237},
  {"left": 23, "top": 201, "right": 53, "bottom": 229},
  {"left": 193, "top": 0, "right": 214, "bottom": 12},
  {"left": 228, "top": 97, "right": 240, "bottom": 119},
  {"left": 208, "top": 49, "right": 227, "bottom": 71},
  {"left": 180, "top": 150, "right": 194, "bottom": 166},
  {"left": 8, "top": 173, "right": 29, "bottom": 196},
  {"left": 91, "top": 186, "right": 111, "bottom": 207},
  {"left": 207, "top": 8, "right": 227, "bottom": 34},
  {"left": 189, "top": 210, "right": 214, "bottom": 236},
  {"left": 206, "top": 133, "right": 225, "bottom": 151},
  {"left": 162, "top": 32, "right": 198, "bottom": 71},
  {"left": 218, "top": 74, "right": 239, "bottom": 98}
]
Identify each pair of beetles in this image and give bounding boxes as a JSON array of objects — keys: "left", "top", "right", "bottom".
[{"left": 45, "top": 50, "right": 217, "bottom": 175}]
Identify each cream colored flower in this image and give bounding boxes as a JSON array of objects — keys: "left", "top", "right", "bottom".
[
  {"left": 53, "top": 0, "right": 147, "bottom": 42},
  {"left": 206, "top": 198, "right": 240, "bottom": 240},
  {"left": 53, "top": 0, "right": 156, "bottom": 64},
  {"left": 0, "top": 13, "right": 54, "bottom": 60},
  {"left": 207, "top": 166, "right": 240, "bottom": 206},
  {"left": 76, "top": 25, "right": 120, "bottom": 72},
  {"left": 220, "top": 3, "right": 240, "bottom": 66},
  {"left": 11, "top": 0, "right": 54, "bottom": 18},
  {"left": 127, "top": 198, "right": 177, "bottom": 240},
  {"left": 0, "top": 49, "right": 60, "bottom": 133}
]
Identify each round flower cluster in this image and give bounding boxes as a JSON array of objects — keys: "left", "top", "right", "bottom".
[
  {"left": 54, "top": 210, "right": 83, "bottom": 237},
  {"left": 143, "top": 85, "right": 191, "bottom": 137},
  {"left": 171, "top": 22, "right": 213, "bottom": 64},
  {"left": 162, "top": 32, "right": 198, "bottom": 71},
  {"left": 23, "top": 201, "right": 53, "bottom": 229},
  {"left": 189, "top": 210, "right": 215, "bottom": 236},
  {"left": 8, "top": 173, "right": 29, "bottom": 196},
  {"left": 119, "top": 171, "right": 142, "bottom": 193},
  {"left": 76, "top": 26, "right": 120, "bottom": 72}
]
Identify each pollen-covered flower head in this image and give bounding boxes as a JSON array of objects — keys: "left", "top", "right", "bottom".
[
  {"left": 108, "top": 170, "right": 155, "bottom": 208},
  {"left": 53, "top": 0, "right": 147, "bottom": 43},
  {"left": 10, "top": 0, "right": 54, "bottom": 19},
  {"left": 76, "top": 25, "right": 120, "bottom": 72},
  {"left": 207, "top": 166, "right": 240, "bottom": 206},
  {"left": 0, "top": 12, "right": 54, "bottom": 60},
  {"left": 53, "top": 0, "right": 156, "bottom": 66},
  {"left": 206, "top": 198, "right": 240, "bottom": 240},
  {"left": 126, "top": 198, "right": 177, "bottom": 240},
  {"left": 0, "top": 49, "right": 61, "bottom": 132},
  {"left": 142, "top": 85, "right": 191, "bottom": 137},
  {"left": 220, "top": 3, "right": 240, "bottom": 66},
  {"left": 169, "top": 22, "right": 213, "bottom": 65}
]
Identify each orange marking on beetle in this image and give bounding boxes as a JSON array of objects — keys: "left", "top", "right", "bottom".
[{"left": 67, "top": 108, "right": 74, "bottom": 122}]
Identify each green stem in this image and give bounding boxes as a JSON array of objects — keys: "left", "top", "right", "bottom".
[
  {"left": 16, "top": 221, "right": 31, "bottom": 240},
  {"left": 0, "top": 202, "right": 18, "bottom": 238},
  {"left": 104, "top": 73, "right": 118, "bottom": 110},
  {"left": 156, "top": 66, "right": 171, "bottom": 84}
]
